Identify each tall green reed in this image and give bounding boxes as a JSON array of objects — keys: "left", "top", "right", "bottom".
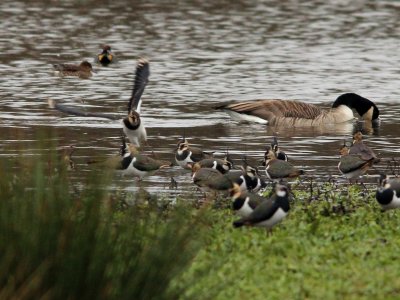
[{"left": 0, "top": 137, "right": 209, "bottom": 299}]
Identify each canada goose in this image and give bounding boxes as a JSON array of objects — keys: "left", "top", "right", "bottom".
[
  {"left": 97, "top": 45, "right": 113, "bottom": 66},
  {"left": 53, "top": 60, "right": 95, "bottom": 78},
  {"left": 338, "top": 145, "right": 374, "bottom": 180},
  {"left": 232, "top": 183, "right": 290, "bottom": 233},
  {"left": 264, "top": 147, "right": 304, "bottom": 181},
  {"left": 376, "top": 175, "right": 400, "bottom": 210},
  {"left": 48, "top": 58, "right": 149, "bottom": 146},
  {"left": 216, "top": 93, "right": 379, "bottom": 126}
]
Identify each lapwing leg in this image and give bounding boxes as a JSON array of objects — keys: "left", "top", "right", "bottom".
[
  {"left": 265, "top": 228, "right": 273, "bottom": 237},
  {"left": 199, "top": 191, "right": 216, "bottom": 207}
]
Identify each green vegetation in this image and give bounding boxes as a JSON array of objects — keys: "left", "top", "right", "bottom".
[
  {"left": 0, "top": 146, "right": 214, "bottom": 300},
  {"left": 1, "top": 143, "right": 400, "bottom": 299},
  {"left": 182, "top": 183, "right": 400, "bottom": 300}
]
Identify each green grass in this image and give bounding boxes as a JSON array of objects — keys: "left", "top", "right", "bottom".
[
  {"left": 179, "top": 184, "right": 400, "bottom": 300},
  {"left": 2, "top": 138, "right": 400, "bottom": 299}
]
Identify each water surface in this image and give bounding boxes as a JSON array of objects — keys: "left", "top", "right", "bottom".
[{"left": 1, "top": 0, "right": 400, "bottom": 195}]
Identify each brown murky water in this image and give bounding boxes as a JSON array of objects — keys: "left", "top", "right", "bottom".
[{"left": 1, "top": 0, "right": 400, "bottom": 195}]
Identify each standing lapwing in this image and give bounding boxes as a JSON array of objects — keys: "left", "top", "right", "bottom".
[
  {"left": 190, "top": 163, "right": 233, "bottom": 193},
  {"left": 263, "top": 147, "right": 304, "bottom": 181},
  {"left": 175, "top": 136, "right": 212, "bottom": 169},
  {"left": 232, "top": 183, "right": 290, "bottom": 234},
  {"left": 338, "top": 144, "right": 374, "bottom": 180},
  {"left": 119, "top": 139, "right": 172, "bottom": 180},
  {"left": 193, "top": 157, "right": 233, "bottom": 174},
  {"left": 48, "top": 58, "right": 149, "bottom": 147},
  {"left": 349, "top": 131, "right": 380, "bottom": 163},
  {"left": 376, "top": 175, "right": 400, "bottom": 210},
  {"left": 230, "top": 183, "right": 265, "bottom": 218}
]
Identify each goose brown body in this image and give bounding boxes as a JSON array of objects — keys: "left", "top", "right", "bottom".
[{"left": 217, "top": 93, "right": 379, "bottom": 127}]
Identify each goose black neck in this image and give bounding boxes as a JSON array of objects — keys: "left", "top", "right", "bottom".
[{"left": 331, "top": 93, "right": 379, "bottom": 120}]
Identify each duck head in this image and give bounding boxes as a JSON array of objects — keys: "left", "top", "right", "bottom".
[
  {"left": 98, "top": 45, "right": 113, "bottom": 64},
  {"left": 79, "top": 61, "right": 94, "bottom": 71}
]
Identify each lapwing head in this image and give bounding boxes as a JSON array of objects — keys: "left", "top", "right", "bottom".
[
  {"left": 79, "top": 60, "right": 93, "bottom": 71},
  {"left": 128, "top": 110, "right": 140, "bottom": 126},
  {"left": 271, "top": 135, "right": 279, "bottom": 152},
  {"left": 224, "top": 150, "right": 234, "bottom": 169},
  {"left": 378, "top": 174, "right": 388, "bottom": 187},
  {"left": 275, "top": 183, "right": 288, "bottom": 197},
  {"left": 353, "top": 131, "right": 363, "bottom": 144},
  {"left": 265, "top": 146, "right": 276, "bottom": 163},
  {"left": 339, "top": 145, "right": 349, "bottom": 156},
  {"left": 177, "top": 138, "right": 189, "bottom": 151},
  {"left": 222, "top": 156, "right": 233, "bottom": 171},
  {"left": 244, "top": 164, "right": 257, "bottom": 178}
]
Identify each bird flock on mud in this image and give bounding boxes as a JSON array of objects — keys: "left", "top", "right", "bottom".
[{"left": 48, "top": 46, "right": 400, "bottom": 234}]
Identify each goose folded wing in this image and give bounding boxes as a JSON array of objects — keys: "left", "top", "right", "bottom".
[{"left": 217, "top": 99, "right": 323, "bottom": 120}]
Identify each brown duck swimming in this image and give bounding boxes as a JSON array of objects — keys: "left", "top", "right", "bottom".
[{"left": 53, "top": 60, "right": 95, "bottom": 78}]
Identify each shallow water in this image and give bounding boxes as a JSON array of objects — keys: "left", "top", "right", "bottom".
[{"left": 1, "top": 0, "right": 400, "bottom": 195}]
